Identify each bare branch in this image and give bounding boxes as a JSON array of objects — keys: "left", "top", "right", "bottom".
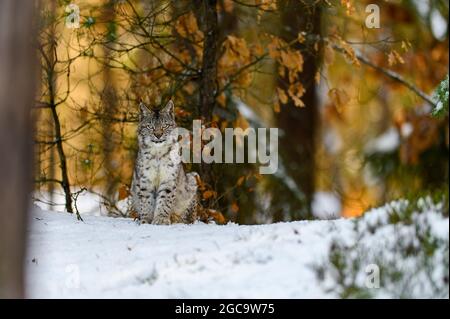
[{"left": 332, "top": 43, "right": 437, "bottom": 108}]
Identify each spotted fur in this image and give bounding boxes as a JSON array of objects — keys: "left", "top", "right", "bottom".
[{"left": 130, "top": 100, "right": 198, "bottom": 225}]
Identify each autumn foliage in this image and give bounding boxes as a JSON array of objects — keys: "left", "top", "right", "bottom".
[{"left": 34, "top": 0, "right": 448, "bottom": 222}]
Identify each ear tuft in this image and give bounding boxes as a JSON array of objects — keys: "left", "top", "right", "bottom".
[
  {"left": 139, "top": 102, "right": 152, "bottom": 116},
  {"left": 161, "top": 100, "right": 174, "bottom": 116}
]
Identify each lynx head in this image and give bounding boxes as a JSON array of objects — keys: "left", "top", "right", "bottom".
[{"left": 138, "top": 100, "right": 176, "bottom": 145}]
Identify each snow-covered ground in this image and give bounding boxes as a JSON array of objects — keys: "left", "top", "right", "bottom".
[
  {"left": 26, "top": 206, "right": 353, "bottom": 298},
  {"left": 26, "top": 196, "right": 449, "bottom": 299}
]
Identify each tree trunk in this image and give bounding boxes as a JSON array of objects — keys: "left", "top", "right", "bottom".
[
  {"left": 45, "top": 0, "right": 56, "bottom": 208},
  {"left": 0, "top": 0, "right": 37, "bottom": 298},
  {"left": 101, "top": 0, "right": 119, "bottom": 202},
  {"left": 275, "top": 0, "right": 321, "bottom": 219},
  {"left": 197, "top": 0, "right": 218, "bottom": 123},
  {"left": 49, "top": 98, "right": 73, "bottom": 214},
  {"left": 196, "top": 0, "right": 219, "bottom": 203}
]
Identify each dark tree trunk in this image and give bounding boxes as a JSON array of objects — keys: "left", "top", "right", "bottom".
[
  {"left": 101, "top": 0, "right": 119, "bottom": 202},
  {"left": 45, "top": 0, "right": 56, "bottom": 208},
  {"left": 275, "top": 0, "right": 321, "bottom": 219},
  {"left": 0, "top": 0, "right": 37, "bottom": 298},
  {"left": 197, "top": 0, "right": 218, "bottom": 123},
  {"left": 196, "top": 0, "right": 219, "bottom": 203}
]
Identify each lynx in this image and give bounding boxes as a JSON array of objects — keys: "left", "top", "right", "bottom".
[{"left": 130, "top": 100, "right": 198, "bottom": 225}]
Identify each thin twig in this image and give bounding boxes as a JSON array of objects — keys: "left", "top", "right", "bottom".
[{"left": 331, "top": 43, "right": 437, "bottom": 108}]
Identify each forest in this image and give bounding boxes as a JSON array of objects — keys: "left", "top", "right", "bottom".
[
  {"left": 31, "top": 0, "right": 448, "bottom": 223},
  {"left": 0, "top": 0, "right": 448, "bottom": 299}
]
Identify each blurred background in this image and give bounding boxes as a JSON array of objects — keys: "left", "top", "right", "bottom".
[{"left": 33, "top": 0, "right": 449, "bottom": 223}]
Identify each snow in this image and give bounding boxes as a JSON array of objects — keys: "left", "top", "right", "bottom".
[
  {"left": 412, "top": 0, "right": 430, "bottom": 17},
  {"left": 435, "top": 101, "right": 444, "bottom": 112},
  {"left": 365, "top": 127, "right": 400, "bottom": 154},
  {"left": 412, "top": 0, "right": 447, "bottom": 40},
  {"left": 26, "top": 196, "right": 448, "bottom": 298},
  {"left": 431, "top": 9, "right": 448, "bottom": 40},
  {"left": 400, "top": 122, "right": 414, "bottom": 138},
  {"left": 312, "top": 191, "right": 341, "bottom": 219},
  {"left": 323, "top": 129, "right": 343, "bottom": 154},
  {"left": 320, "top": 197, "right": 449, "bottom": 298},
  {"left": 26, "top": 205, "right": 352, "bottom": 298},
  {"left": 34, "top": 189, "right": 107, "bottom": 216},
  {"left": 236, "top": 98, "right": 263, "bottom": 126}
]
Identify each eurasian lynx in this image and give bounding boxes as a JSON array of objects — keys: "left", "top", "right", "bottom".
[{"left": 130, "top": 100, "right": 198, "bottom": 225}]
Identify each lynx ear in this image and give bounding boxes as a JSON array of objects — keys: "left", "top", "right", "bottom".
[
  {"left": 161, "top": 100, "right": 174, "bottom": 117},
  {"left": 139, "top": 102, "right": 152, "bottom": 117}
]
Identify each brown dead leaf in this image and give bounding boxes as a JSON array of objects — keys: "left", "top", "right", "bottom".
[
  {"left": 236, "top": 175, "right": 246, "bottom": 186},
  {"left": 280, "top": 50, "right": 304, "bottom": 73},
  {"left": 328, "top": 88, "right": 350, "bottom": 112},
  {"left": 200, "top": 208, "right": 226, "bottom": 224},
  {"left": 195, "top": 175, "right": 206, "bottom": 191},
  {"left": 202, "top": 190, "right": 217, "bottom": 200},
  {"left": 230, "top": 202, "right": 239, "bottom": 213},
  {"left": 324, "top": 44, "right": 335, "bottom": 65},
  {"left": 274, "top": 101, "right": 281, "bottom": 113},
  {"left": 129, "top": 210, "right": 139, "bottom": 220},
  {"left": 222, "top": 0, "right": 234, "bottom": 13},
  {"left": 118, "top": 185, "right": 130, "bottom": 200},
  {"left": 277, "top": 87, "right": 288, "bottom": 104},
  {"left": 217, "top": 92, "right": 226, "bottom": 107},
  {"left": 315, "top": 71, "right": 321, "bottom": 84},
  {"left": 388, "top": 50, "right": 405, "bottom": 66}
]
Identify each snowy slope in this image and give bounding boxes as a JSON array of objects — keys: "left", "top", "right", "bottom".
[
  {"left": 27, "top": 199, "right": 449, "bottom": 299},
  {"left": 26, "top": 206, "right": 353, "bottom": 298}
]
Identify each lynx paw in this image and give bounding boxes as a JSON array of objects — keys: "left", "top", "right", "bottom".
[
  {"left": 151, "top": 215, "right": 170, "bottom": 225},
  {"left": 139, "top": 214, "right": 152, "bottom": 225}
]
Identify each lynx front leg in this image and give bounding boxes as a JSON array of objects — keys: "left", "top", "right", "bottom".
[
  {"left": 137, "top": 193, "right": 155, "bottom": 224},
  {"left": 131, "top": 180, "right": 155, "bottom": 224},
  {"left": 152, "top": 181, "right": 176, "bottom": 225},
  {"left": 181, "top": 172, "right": 199, "bottom": 223}
]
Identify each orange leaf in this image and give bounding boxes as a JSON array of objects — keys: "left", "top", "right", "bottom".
[
  {"left": 315, "top": 71, "right": 321, "bottom": 84},
  {"left": 118, "top": 185, "right": 130, "bottom": 200},
  {"left": 203, "top": 190, "right": 217, "bottom": 200},
  {"left": 297, "top": 32, "right": 306, "bottom": 43},
  {"left": 222, "top": 0, "right": 234, "bottom": 13},
  {"left": 277, "top": 87, "right": 288, "bottom": 104},
  {"left": 236, "top": 176, "right": 245, "bottom": 186},
  {"left": 217, "top": 92, "right": 226, "bottom": 107},
  {"left": 268, "top": 37, "right": 283, "bottom": 59},
  {"left": 195, "top": 175, "right": 206, "bottom": 191},
  {"left": 129, "top": 210, "right": 139, "bottom": 220},
  {"left": 388, "top": 50, "right": 405, "bottom": 66},
  {"left": 328, "top": 88, "right": 350, "bottom": 112},
  {"left": 203, "top": 209, "right": 226, "bottom": 224},
  {"left": 175, "top": 12, "right": 201, "bottom": 38},
  {"left": 280, "top": 50, "right": 304, "bottom": 73},
  {"left": 274, "top": 101, "right": 281, "bottom": 113},
  {"left": 291, "top": 95, "right": 304, "bottom": 107},
  {"left": 252, "top": 43, "right": 264, "bottom": 56},
  {"left": 231, "top": 202, "right": 239, "bottom": 213}
]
